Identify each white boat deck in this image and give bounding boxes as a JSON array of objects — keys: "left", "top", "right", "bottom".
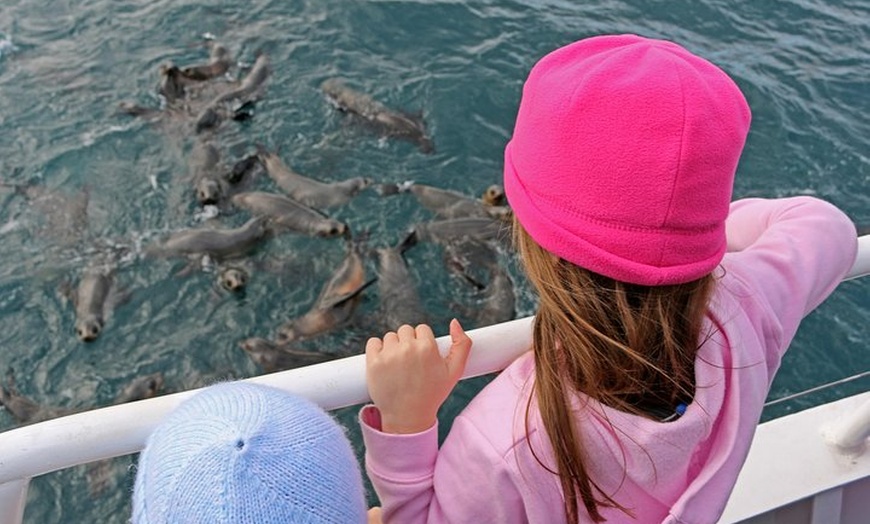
[{"left": 0, "top": 234, "right": 868, "bottom": 523}]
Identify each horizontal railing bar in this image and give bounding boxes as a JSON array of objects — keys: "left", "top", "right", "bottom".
[{"left": 0, "top": 316, "right": 534, "bottom": 484}]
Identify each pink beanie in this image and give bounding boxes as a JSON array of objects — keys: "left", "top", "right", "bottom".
[{"left": 504, "top": 34, "right": 751, "bottom": 286}]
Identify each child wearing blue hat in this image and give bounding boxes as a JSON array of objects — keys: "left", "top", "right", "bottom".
[{"left": 132, "top": 381, "right": 368, "bottom": 524}]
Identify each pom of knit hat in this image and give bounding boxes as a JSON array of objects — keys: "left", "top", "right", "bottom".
[
  {"left": 132, "top": 382, "right": 366, "bottom": 524},
  {"left": 504, "top": 34, "right": 751, "bottom": 285}
]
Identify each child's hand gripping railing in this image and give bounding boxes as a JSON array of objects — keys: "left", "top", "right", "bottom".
[{"left": 0, "top": 235, "right": 868, "bottom": 524}]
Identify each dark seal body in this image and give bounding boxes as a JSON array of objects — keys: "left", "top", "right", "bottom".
[
  {"left": 257, "top": 147, "right": 372, "bottom": 209},
  {"left": 195, "top": 52, "right": 271, "bottom": 133},
  {"left": 0, "top": 370, "right": 73, "bottom": 425},
  {"left": 147, "top": 216, "right": 269, "bottom": 260},
  {"left": 375, "top": 235, "right": 428, "bottom": 329},
  {"left": 113, "top": 372, "right": 165, "bottom": 404},
  {"left": 321, "top": 78, "right": 434, "bottom": 154},
  {"left": 189, "top": 141, "right": 226, "bottom": 206},
  {"left": 179, "top": 41, "right": 233, "bottom": 81},
  {"left": 472, "top": 262, "right": 516, "bottom": 327},
  {"left": 231, "top": 191, "right": 347, "bottom": 238},
  {"left": 73, "top": 268, "right": 114, "bottom": 343},
  {"left": 277, "top": 237, "right": 373, "bottom": 342},
  {"left": 408, "top": 183, "right": 509, "bottom": 220},
  {"left": 0, "top": 382, "right": 49, "bottom": 424},
  {"left": 239, "top": 337, "right": 341, "bottom": 373}
]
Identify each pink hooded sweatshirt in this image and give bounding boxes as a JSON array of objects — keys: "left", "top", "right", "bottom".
[{"left": 360, "top": 196, "right": 858, "bottom": 523}]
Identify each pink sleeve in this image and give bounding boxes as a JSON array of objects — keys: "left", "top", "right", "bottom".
[
  {"left": 723, "top": 196, "right": 857, "bottom": 354},
  {"left": 360, "top": 406, "right": 527, "bottom": 524}
]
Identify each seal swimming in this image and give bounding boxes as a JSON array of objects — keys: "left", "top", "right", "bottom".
[
  {"left": 120, "top": 47, "right": 259, "bottom": 135},
  {"left": 321, "top": 77, "right": 434, "bottom": 154},
  {"left": 0, "top": 369, "right": 72, "bottom": 424},
  {"left": 256, "top": 145, "right": 372, "bottom": 209},
  {"left": 195, "top": 52, "right": 271, "bottom": 133},
  {"left": 178, "top": 40, "right": 233, "bottom": 81},
  {"left": 113, "top": 372, "right": 164, "bottom": 403},
  {"left": 157, "top": 40, "right": 234, "bottom": 103},
  {"left": 231, "top": 191, "right": 347, "bottom": 238},
  {"left": 189, "top": 141, "right": 225, "bottom": 206},
  {"left": 276, "top": 235, "right": 375, "bottom": 342},
  {"left": 145, "top": 215, "right": 270, "bottom": 261},
  {"left": 185, "top": 141, "right": 258, "bottom": 208},
  {"left": 2, "top": 180, "right": 90, "bottom": 247},
  {"left": 482, "top": 183, "right": 508, "bottom": 207},
  {"left": 410, "top": 216, "right": 510, "bottom": 245},
  {"left": 217, "top": 265, "right": 248, "bottom": 292},
  {"left": 461, "top": 258, "right": 516, "bottom": 328},
  {"left": 381, "top": 182, "right": 510, "bottom": 220},
  {"left": 66, "top": 266, "right": 117, "bottom": 343},
  {"left": 374, "top": 233, "right": 429, "bottom": 329},
  {"left": 157, "top": 64, "right": 188, "bottom": 104},
  {"left": 239, "top": 337, "right": 343, "bottom": 373},
  {"left": 0, "top": 369, "right": 161, "bottom": 427}
]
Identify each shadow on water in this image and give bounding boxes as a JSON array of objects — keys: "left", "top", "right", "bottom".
[{"left": 0, "top": 0, "right": 868, "bottom": 521}]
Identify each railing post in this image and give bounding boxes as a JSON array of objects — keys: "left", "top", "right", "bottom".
[
  {"left": 823, "top": 398, "right": 870, "bottom": 455},
  {"left": 0, "top": 479, "right": 29, "bottom": 524}
]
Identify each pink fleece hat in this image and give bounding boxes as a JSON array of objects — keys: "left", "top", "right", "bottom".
[{"left": 504, "top": 34, "right": 751, "bottom": 285}]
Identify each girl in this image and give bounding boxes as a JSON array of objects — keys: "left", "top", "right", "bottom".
[{"left": 361, "top": 34, "right": 858, "bottom": 523}]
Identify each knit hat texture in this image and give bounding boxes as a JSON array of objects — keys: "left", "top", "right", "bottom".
[
  {"left": 132, "top": 382, "right": 366, "bottom": 524},
  {"left": 504, "top": 34, "right": 751, "bottom": 285}
]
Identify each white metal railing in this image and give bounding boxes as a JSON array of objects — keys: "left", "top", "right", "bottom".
[{"left": 0, "top": 234, "right": 868, "bottom": 523}]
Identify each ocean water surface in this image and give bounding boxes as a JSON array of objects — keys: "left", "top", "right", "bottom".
[{"left": 0, "top": 0, "right": 868, "bottom": 521}]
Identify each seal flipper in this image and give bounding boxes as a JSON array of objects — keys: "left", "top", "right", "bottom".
[
  {"left": 225, "top": 154, "right": 260, "bottom": 185},
  {"left": 451, "top": 263, "right": 486, "bottom": 291},
  {"left": 397, "top": 229, "right": 419, "bottom": 254},
  {"left": 195, "top": 107, "right": 222, "bottom": 133},
  {"left": 416, "top": 136, "right": 435, "bottom": 154},
  {"left": 173, "top": 259, "right": 204, "bottom": 278},
  {"left": 58, "top": 277, "right": 76, "bottom": 305},
  {"left": 231, "top": 100, "right": 256, "bottom": 121},
  {"left": 317, "top": 277, "right": 377, "bottom": 310},
  {"left": 107, "top": 285, "right": 133, "bottom": 313},
  {"left": 0, "top": 368, "right": 42, "bottom": 424}
]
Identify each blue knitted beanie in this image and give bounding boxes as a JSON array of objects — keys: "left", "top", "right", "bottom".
[{"left": 132, "top": 382, "right": 367, "bottom": 523}]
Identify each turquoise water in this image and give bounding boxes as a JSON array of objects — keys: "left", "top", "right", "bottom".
[{"left": 1, "top": 0, "right": 868, "bottom": 521}]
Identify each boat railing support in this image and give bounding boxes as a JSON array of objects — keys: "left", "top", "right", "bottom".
[
  {"left": 0, "top": 235, "right": 868, "bottom": 524},
  {"left": 0, "top": 481, "right": 27, "bottom": 524},
  {"left": 823, "top": 398, "right": 870, "bottom": 455}
]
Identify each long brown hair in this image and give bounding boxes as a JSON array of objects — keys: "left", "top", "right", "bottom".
[{"left": 513, "top": 220, "right": 715, "bottom": 522}]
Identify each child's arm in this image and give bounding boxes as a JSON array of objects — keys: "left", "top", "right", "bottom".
[
  {"left": 723, "top": 196, "right": 857, "bottom": 352},
  {"left": 361, "top": 403, "right": 529, "bottom": 523},
  {"left": 361, "top": 320, "right": 529, "bottom": 523}
]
